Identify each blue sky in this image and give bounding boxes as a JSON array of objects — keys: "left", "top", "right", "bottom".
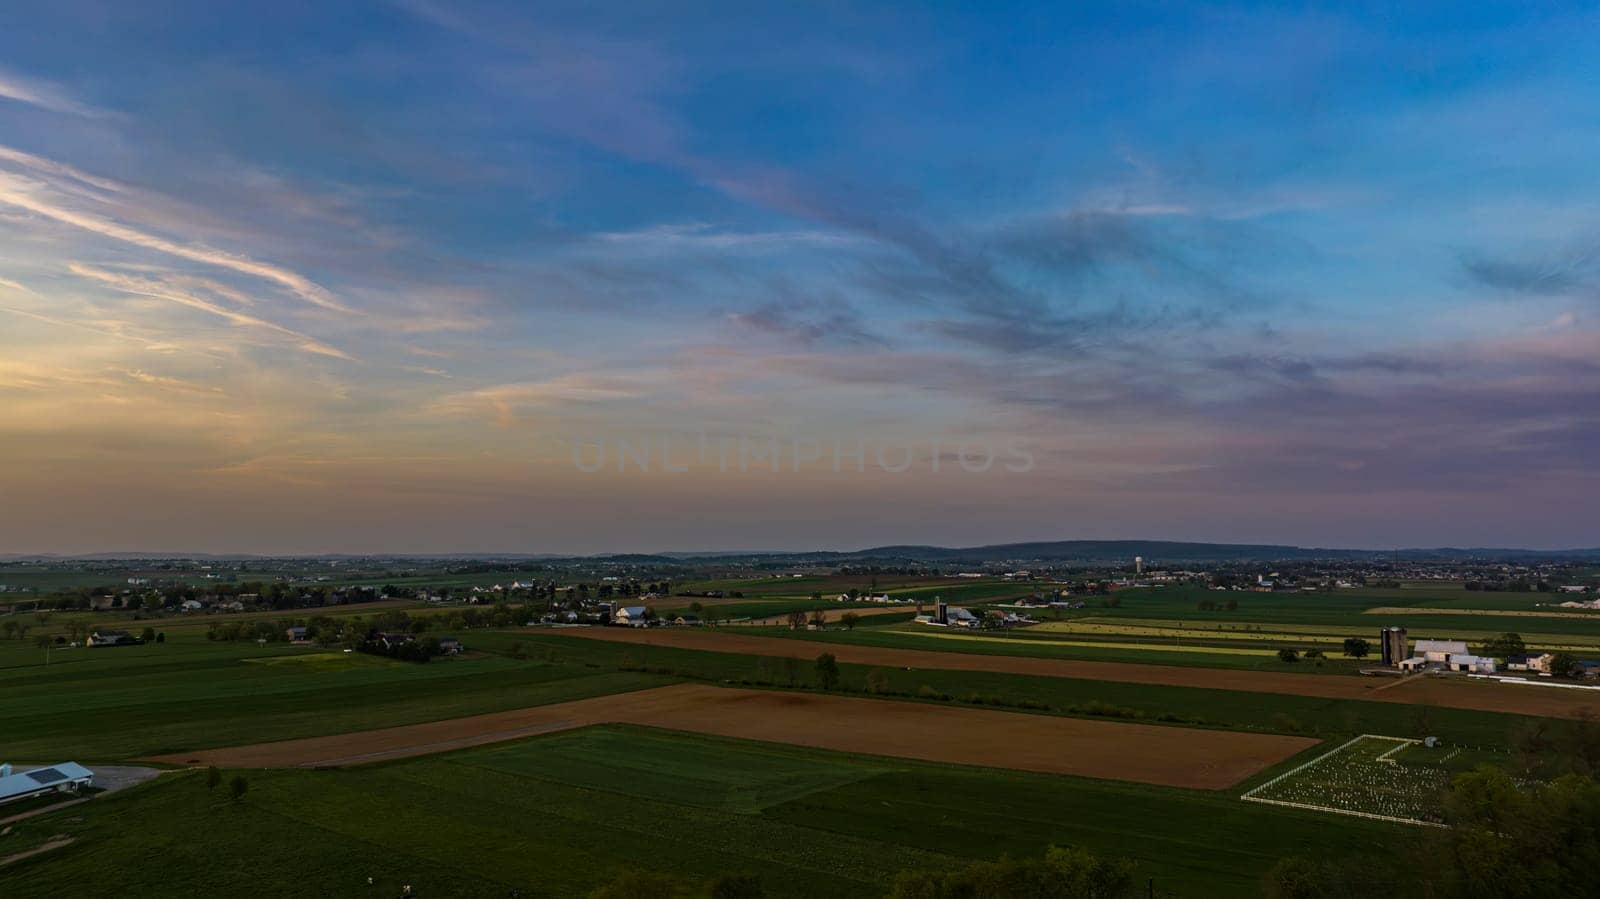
[{"left": 1, "top": 2, "right": 1598, "bottom": 553}]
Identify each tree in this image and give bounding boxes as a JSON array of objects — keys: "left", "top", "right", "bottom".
[
  {"left": 708, "top": 874, "right": 764, "bottom": 899},
  {"left": 815, "top": 653, "right": 840, "bottom": 691},
  {"left": 140, "top": 626, "right": 157, "bottom": 643},
  {"left": 586, "top": 871, "right": 685, "bottom": 899},
  {"left": 866, "top": 668, "right": 891, "bottom": 694},
  {"left": 1482, "top": 632, "right": 1526, "bottom": 659},
  {"left": 1342, "top": 637, "right": 1370, "bottom": 659},
  {"left": 1552, "top": 652, "right": 1580, "bottom": 678},
  {"left": 1277, "top": 648, "right": 1300, "bottom": 663},
  {"left": 229, "top": 775, "right": 249, "bottom": 801},
  {"left": 207, "top": 766, "right": 222, "bottom": 790},
  {"left": 840, "top": 612, "right": 861, "bottom": 631},
  {"left": 155, "top": 631, "right": 165, "bottom": 644},
  {"left": 786, "top": 611, "right": 807, "bottom": 631},
  {"left": 1261, "top": 857, "right": 1322, "bottom": 899},
  {"left": 1424, "top": 766, "right": 1600, "bottom": 896},
  {"left": 888, "top": 845, "right": 1136, "bottom": 899}
]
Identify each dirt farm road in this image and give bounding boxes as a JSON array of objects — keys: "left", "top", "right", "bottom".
[
  {"left": 548, "top": 627, "right": 1600, "bottom": 719},
  {"left": 144, "top": 683, "right": 1315, "bottom": 789}
]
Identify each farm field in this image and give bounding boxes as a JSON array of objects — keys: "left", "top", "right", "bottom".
[
  {"left": 151, "top": 683, "right": 1318, "bottom": 789},
  {"left": 543, "top": 626, "right": 1600, "bottom": 718},
  {"left": 1024, "top": 618, "right": 1600, "bottom": 655},
  {"left": 0, "top": 632, "right": 670, "bottom": 761},
  {"left": 490, "top": 630, "right": 1552, "bottom": 746},
  {"left": 2, "top": 726, "right": 1406, "bottom": 898}
]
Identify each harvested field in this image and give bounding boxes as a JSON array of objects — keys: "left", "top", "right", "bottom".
[
  {"left": 144, "top": 683, "right": 1315, "bottom": 789},
  {"left": 552, "top": 627, "right": 1600, "bottom": 719}
]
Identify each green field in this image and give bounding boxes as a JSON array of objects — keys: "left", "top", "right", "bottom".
[
  {"left": 1, "top": 726, "right": 1406, "bottom": 898},
  {"left": 486, "top": 632, "right": 1541, "bottom": 748},
  {"left": 0, "top": 632, "right": 669, "bottom": 760}
]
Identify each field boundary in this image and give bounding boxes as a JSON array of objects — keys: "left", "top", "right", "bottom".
[{"left": 1240, "top": 734, "right": 1445, "bottom": 827}]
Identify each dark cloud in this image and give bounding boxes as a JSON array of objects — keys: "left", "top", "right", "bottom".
[
  {"left": 725, "top": 297, "right": 882, "bottom": 347},
  {"left": 1460, "top": 241, "right": 1600, "bottom": 298}
]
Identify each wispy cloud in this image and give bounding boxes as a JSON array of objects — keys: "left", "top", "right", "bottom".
[
  {"left": 0, "top": 148, "right": 350, "bottom": 313},
  {"left": 69, "top": 264, "right": 353, "bottom": 361},
  {"left": 0, "top": 66, "right": 110, "bottom": 118}
]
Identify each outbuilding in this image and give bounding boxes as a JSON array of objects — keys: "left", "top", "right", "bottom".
[{"left": 0, "top": 762, "right": 94, "bottom": 806}]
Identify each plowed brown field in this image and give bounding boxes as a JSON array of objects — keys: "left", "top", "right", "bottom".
[
  {"left": 145, "top": 683, "right": 1315, "bottom": 788},
  {"left": 552, "top": 627, "right": 1600, "bottom": 719}
]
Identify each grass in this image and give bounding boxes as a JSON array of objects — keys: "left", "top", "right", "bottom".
[
  {"left": 489, "top": 631, "right": 1542, "bottom": 748},
  {"left": 1, "top": 725, "right": 1407, "bottom": 898},
  {"left": 759, "top": 623, "right": 1370, "bottom": 673},
  {"left": 0, "top": 632, "right": 670, "bottom": 760}
]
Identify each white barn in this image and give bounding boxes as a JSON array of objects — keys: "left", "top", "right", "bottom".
[
  {"left": 0, "top": 762, "right": 94, "bottom": 806},
  {"left": 1415, "top": 639, "right": 1470, "bottom": 664}
]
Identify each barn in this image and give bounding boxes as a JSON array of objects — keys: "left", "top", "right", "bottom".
[{"left": 0, "top": 762, "right": 94, "bottom": 806}]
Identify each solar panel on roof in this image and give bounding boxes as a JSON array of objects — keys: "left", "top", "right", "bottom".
[{"left": 26, "top": 768, "right": 67, "bottom": 784}]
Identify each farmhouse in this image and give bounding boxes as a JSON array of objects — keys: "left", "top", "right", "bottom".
[
  {"left": 0, "top": 762, "right": 94, "bottom": 807},
  {"left": 285, "top": 626, "right": 309, "bottom": 643},
  {"left": 437, "top": 637, "right": 462, "bottom": 654},
  {"left": 374, "top": 632, "right": 413, "bottom": 650},
  {"left": 86, "top": 630, "right": 134, "bottom": 647}
]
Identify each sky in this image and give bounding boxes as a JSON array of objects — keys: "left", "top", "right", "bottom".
[{"left": 2, "top": 1, "right": 1599, "bottom": 554}]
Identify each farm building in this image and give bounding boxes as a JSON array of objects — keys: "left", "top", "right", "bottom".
[
  {"left": 613, "top": 606, "right": 649, "bottom": 626},
  {"left": 86, "top": 630, "right": 134, "bottom": 647},
  {"left": 1379, "top": 627, "right": 1409, "bottom": 666},
  {"left": 285, "top": 626, "right": 309, "bottom": 643},
  {"left": 0, "top": 762, "right": 93, "bottom": 806},
  {"left": 437, "top": 637, "right": 462, "bottom": 654},
  {"left": 1414, "top": 639, "right": 1470, "bottom": 664},
  {"left": 919, "top": 602, "right": 980, "bottom": 628},
  {"left": 1445, "top": 653, "right": 1496, "bottom": 674},
  {"left": 1398, "top": 656, "right": 1428, "bottom": 673}
]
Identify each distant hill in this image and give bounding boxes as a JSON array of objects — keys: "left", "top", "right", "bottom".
[
  {"left": 657, "top": 540, "right": 1600, "bottom": 564},
  {"left": 5, "top": 542, "right": 1598, "bottom": 565}
]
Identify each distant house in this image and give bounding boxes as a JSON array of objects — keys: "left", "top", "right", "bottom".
[
  {"left": 613, "top": 606, "right": 649, "bottom": 626},
  {"left": 285, "top": 626, "right": 309, "bottom": 643},
  {"left": 180, "top": 599, "right": 204, "bottom": 611},
  {"left": 86, "top": 630, "right": 134, "bottom": 647},
  {"left": 374, "top": 632, "right": 413, "bottom": 650},
  {"left": 1526, "top": 653, "right": 1557, "bottom": 674},
  {"left": 671, "top": 615, "right": 701, "bottom": 627},
  {"left": 437, "top": 637, "right": 462, "bottom": 654},
  {"left": 1505, "top": 654, "right": 1534, "bottom": 671},
  {"left": 0, "top": 762, "right": 94, "bottom": 806}
]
